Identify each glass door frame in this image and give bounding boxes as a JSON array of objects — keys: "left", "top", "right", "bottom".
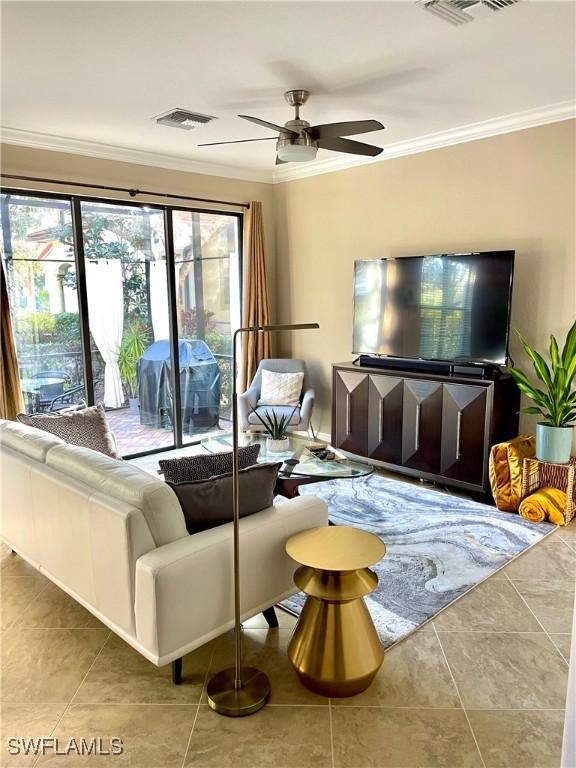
[{"left": 1, "top": 186, "right": 244, "bottom": 459}]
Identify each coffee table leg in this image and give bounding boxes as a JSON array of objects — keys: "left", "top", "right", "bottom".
[{"left": 274, "top": 478, "right": 302, "bottom": 499}]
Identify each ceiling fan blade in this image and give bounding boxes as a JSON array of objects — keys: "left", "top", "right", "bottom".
[
  {"left": 318, "top": 137, "right": 383, "bottom": 157},
  {"left": 238, "top": 115, "right": 299, "bottom": 137},
  {"left": 197, "top": 137, "right": 277, "bottom": 146},
  {"left": 308, "top": 120, "right": 385, "bottom": 140}
]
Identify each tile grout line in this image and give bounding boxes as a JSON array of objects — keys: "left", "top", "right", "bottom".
[
  {"left": 555, "top": 533, "right": 576, "bottom": 555},
  {"left": 31, "top": 629, "right": 113, "bottom": 768},
  {"left": 3, "top": 580, "right": 51, "bottom": 629},
  {"left": 432, "top": 624, "right": 488, "bottom": 768},
  {"left": 505, "top": 574, "right": 571, "bottom": 666},
  {"left": 180, "top": 643, "right": 216, "bottom": 768},
  {"left": 328, "top": 698, "right": 335, "bottom": 768}
]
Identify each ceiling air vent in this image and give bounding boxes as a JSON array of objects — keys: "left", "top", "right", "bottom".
[
  {"left": 418, "top": 0, "right": 520, "bottom": 25},
  {"left": 154, "top": 109, "right": 217, "bottom": 130}
]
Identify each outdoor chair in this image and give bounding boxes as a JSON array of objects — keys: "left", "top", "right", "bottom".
[
  {"left": 31, "top": 370, "right": 70, "bottom": 410},
  {"left": 47, "top": 378, "right": 101, "bottom": 412}
]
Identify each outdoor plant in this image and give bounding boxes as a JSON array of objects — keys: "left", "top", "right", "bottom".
[
  {"left": 250, "top": 407, "right": 298, "bottom": 440},
  {"left": 118, "top": 322, "right": 149, "bottom": 400},
  {"left": 509, "top": 319, "right": 576, "bottom": 427}
]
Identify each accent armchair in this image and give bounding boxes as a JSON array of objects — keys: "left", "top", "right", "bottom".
[{"left": 238, "top": 359, "right": 315, "bottom": 433}]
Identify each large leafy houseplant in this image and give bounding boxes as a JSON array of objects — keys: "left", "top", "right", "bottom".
[{"left": 509, "top": 319, "right": 576, "bottom": 462}]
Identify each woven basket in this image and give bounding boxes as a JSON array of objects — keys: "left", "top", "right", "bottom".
[{"left": 521, "top": 457, "right": 576, "bottom": 525}]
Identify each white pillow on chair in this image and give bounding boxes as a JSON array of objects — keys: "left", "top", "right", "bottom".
[{"left": 258, "top": 370, "right": 304, "bottom": 406}]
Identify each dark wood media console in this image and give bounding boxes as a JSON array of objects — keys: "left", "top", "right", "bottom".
[{"left": 331, "top": 361, "right": 520, "bottom": 495}]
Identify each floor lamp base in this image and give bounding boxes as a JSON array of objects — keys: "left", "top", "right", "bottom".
[{"left": 207, "top": 667, "right": 271, "bottom": 717}]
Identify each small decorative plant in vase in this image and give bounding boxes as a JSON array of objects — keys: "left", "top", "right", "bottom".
[
  {"left": 250, "top": 407, "right": 297, "bottom": 453},
  {"left": 509, "top": 319, "right": 576, "bottom": 464}
]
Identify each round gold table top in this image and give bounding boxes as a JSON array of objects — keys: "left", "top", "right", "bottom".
[{"left": 286, "top": 526, "right": 386, "bottom": 571}]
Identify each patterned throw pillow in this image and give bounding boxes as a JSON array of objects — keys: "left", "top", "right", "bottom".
[
  {"left": 159, "top": 444, "right": 261, "bottom": 484},
  {"left": 167, "top": 462, "right": 281, "bottom": 535},
  {"left": 258, "top": 370, "right": 304, "bottom": 406},
  {"left": 17, "top": 404, "right": 120, "bottom": 459}
]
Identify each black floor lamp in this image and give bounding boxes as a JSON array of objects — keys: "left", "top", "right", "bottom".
[{"left": 206, "top": 322, "right": 320, "bottom": 717}]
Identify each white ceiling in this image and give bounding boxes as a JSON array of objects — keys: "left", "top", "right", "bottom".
[{"left": 1, "top": 0, "right": 575, "bottom": 182}]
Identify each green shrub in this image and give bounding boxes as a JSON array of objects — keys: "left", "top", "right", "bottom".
[
  {"left": 15, "top": 312, "right": 56, "bottom": 346},
  {"left": 53, "top": 313, "right": 81, "bottom": 352}
]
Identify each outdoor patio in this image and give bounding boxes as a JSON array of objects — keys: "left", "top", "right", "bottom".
[{"left": 106, "top": 407, "right": 229, "bottom": 457}]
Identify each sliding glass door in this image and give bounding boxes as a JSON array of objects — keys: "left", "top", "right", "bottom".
[
  {"left": 172, "top": 209, "right": 240, "bottom": 442},
  {"left": 79, "top": 200, "right": 171, "bottom": 456},
  {"left": 1, "top": 190, "right": 242, "bottom": 457},
  {"left": 0, "top": 193, "right": 86, "bottom": 414}
]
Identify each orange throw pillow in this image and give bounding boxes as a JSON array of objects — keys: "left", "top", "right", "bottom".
[{"left": 489, "top": 435, "right": 536, "bottom": 512}]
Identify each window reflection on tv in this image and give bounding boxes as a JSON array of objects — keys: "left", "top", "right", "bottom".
[{"left": 352, "top": 252, "right": 514, "bottom": 365}]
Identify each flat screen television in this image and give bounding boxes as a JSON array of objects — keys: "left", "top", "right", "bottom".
[{"left": 352, "top": 251, "right": 514, "bottom": 365}]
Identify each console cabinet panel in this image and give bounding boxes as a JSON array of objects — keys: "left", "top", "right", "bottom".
[
  {"left": 333, "top": 369, "right": 369, "bottom": 456},
  {"left": 367, "top": 375, "right": 404, "bottom": 464},
  {"left": 332, "top": 362, "right": 520, "bottom": 494},
  {"left": 401, "top": 379, "right": 443, "bottom": 473},
  {"left": 440, "top": 384, "right": 488, "bottom": 486}
]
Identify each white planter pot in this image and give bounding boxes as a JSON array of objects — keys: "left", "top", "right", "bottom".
[{"left": 266, "top": 437, "right": 290, "bottom": 453}]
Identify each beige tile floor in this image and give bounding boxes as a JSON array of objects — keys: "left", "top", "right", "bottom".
[{"left": 1, "top": 501, "right": 574, "bottom": 767}]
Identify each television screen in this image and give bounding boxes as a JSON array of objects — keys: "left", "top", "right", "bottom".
[{"left": 352, "top": 252, "right": 514, "bottom": 365}]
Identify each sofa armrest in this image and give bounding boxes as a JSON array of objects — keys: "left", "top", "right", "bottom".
[
  {"left": 134, "top": 495, "right": 328, "bottom": 665},
  {"left": 238, "top": 386, "right": 260, "bottom": 430}
]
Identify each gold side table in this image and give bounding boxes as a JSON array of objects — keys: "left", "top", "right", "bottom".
[{"left": 286, "top": 525, "right": 386, "bottom": 697}]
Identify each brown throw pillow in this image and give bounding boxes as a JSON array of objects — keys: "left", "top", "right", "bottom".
[
  {"left": 17, "top": 404, "right": 120, "bottom": 459},
  {"left": 167, "top": 462, "right": 281, "bottom": 535},
  {"left": 159, "top": 444, "right": 261, "bottom": 483}
]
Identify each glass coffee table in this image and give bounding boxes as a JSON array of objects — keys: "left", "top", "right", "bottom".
[{"left": 201, "top": 432, "right": 373, "bottom": 498}]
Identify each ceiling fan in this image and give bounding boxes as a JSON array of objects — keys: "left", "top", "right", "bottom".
[{"left": 198, "top": 90, "right": 385, "bottom": 164}]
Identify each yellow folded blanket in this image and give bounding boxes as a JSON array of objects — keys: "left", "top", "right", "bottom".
[
  {"left": 489, "top": 435, "right": 536, "bottom": 512},
  {"left": 519, "top": 487, "right": 567, "bottom": 526}
]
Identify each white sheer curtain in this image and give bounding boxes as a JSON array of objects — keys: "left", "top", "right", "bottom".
[
  {"left": 149, "top": 260, "right": 170, "bottom": 341},
  {"left": 85, "top": 259, "right": 125, "bottom": 408}
]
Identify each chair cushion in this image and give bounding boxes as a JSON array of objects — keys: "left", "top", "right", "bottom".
[
  {"left": 17, "top": 404, "right": 120, "bottom": 459},
  {"left": 248, "top": 405, "right": 301, "bottom": 426},
  {"left": 258, "top": 370, "right": 304, "bottom": 406},
  {"left": 159, "top": 444, "right": 261, "bottom": 484},
  {"left": 167, "top": 462, "right": 281, "bottom": 535}
]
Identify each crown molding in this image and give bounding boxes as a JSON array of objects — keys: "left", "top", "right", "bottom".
[
  {"left": 272, "top": 100, "right": 576, "bottom": 183},
  {"left": 2, "top": 100, "right": 574, "bottom": 187},
  {"left": 0, "top": 127, "right": 274, "bottom": 184}
]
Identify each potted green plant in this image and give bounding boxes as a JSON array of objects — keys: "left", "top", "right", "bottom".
[
  {"left": 509, "top": 320, "right": 576, "bottom": 463},
  {"left": 118, "top": 322, "right": 148, "bottom": 414},
  {"left": 250, "top": 407, "right": 297, "bottom": 453}
]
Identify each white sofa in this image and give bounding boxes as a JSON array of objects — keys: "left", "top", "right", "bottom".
[{"left": 0, "top": 419, "right": 328, "bottom": 676}]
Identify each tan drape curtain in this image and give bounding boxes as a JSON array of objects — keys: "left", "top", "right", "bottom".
[
  {"left": 240, "top": 201, "right": 271, "bottom": 392},
  {"left": 1, "top": 260, "right": 25, "bottom": 419}
]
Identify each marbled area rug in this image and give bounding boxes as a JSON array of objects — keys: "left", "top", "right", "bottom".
[{"left": 280, "top": 474, "right": 556, "bottom": 648}]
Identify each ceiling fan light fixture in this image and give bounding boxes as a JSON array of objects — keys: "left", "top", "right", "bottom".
[{"left": 276, "top": 143, "right": 318, "bottom": 162}]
